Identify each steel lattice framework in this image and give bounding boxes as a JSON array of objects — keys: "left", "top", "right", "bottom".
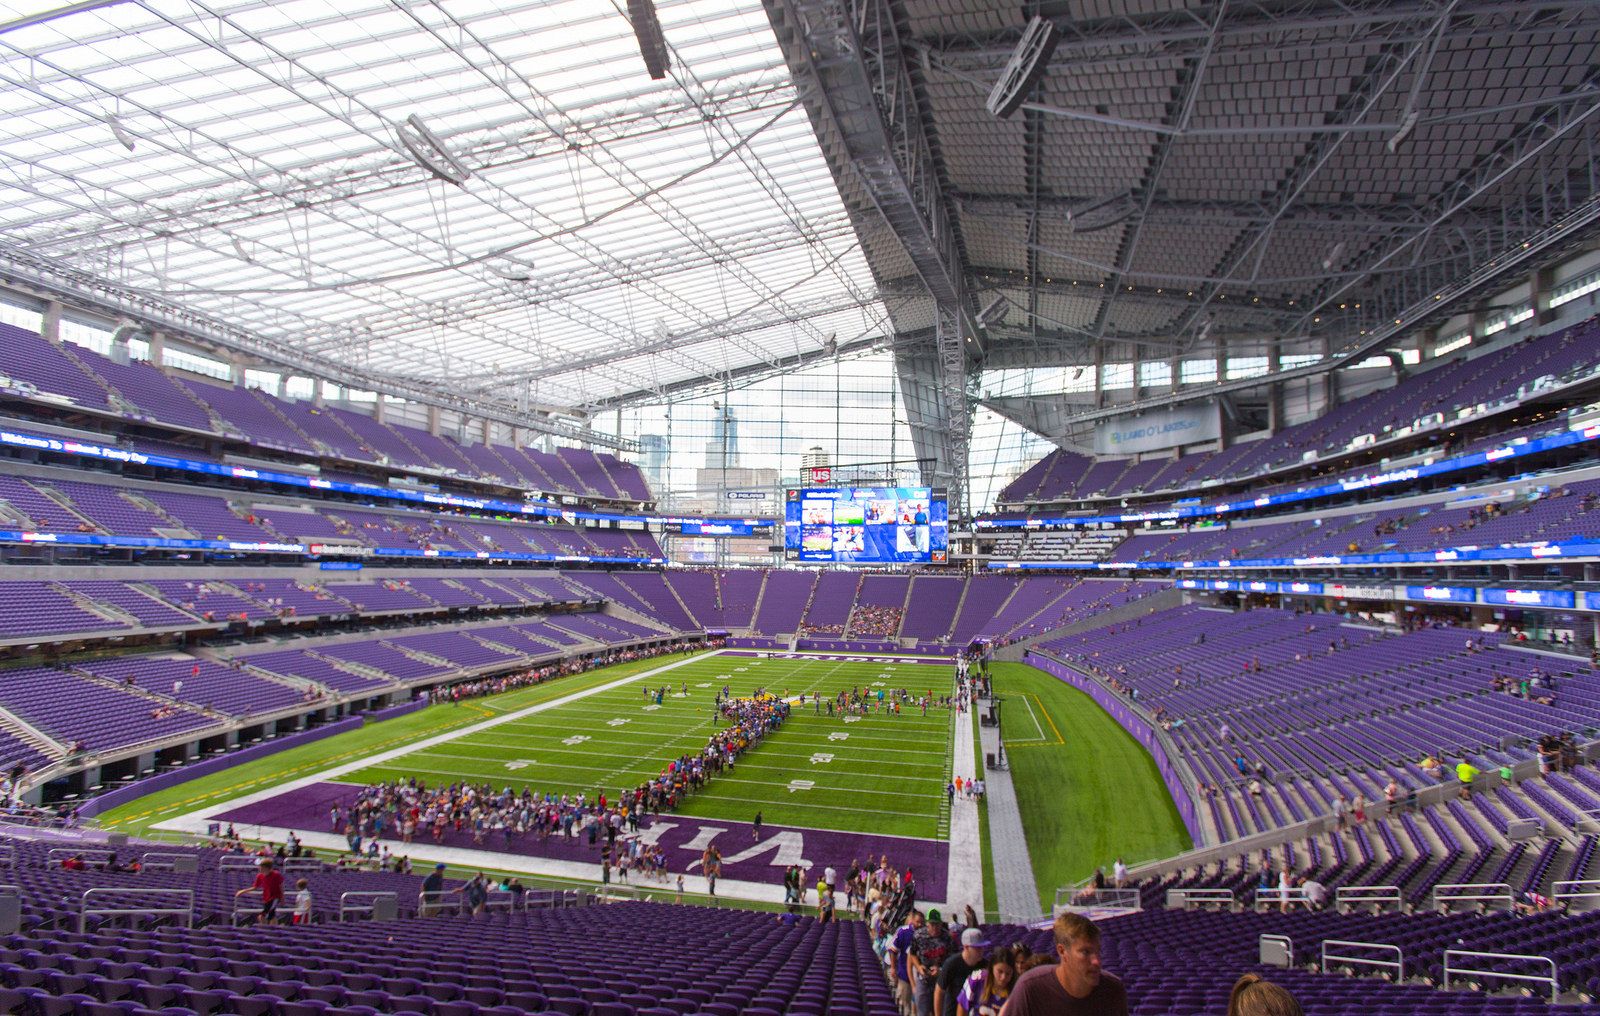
[{"left": 2, "top": 0, "right": 1599, "bottom": 485}]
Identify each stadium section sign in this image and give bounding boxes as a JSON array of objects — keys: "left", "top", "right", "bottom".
[{"left": 1095, "top": 400, "right": 1220, "bottom": 455}]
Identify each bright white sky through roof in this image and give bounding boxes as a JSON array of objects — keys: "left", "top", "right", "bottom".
[{"left": 0, "top": 0, "right": 890, "bottom": 411}]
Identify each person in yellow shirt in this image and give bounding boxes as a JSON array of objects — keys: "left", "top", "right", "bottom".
[{"left": 1456, "top": 760, "right": 1479, "bottom": 799}]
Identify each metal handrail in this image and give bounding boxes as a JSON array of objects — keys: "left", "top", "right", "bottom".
[
  {"left": 417, "top": 890, "right": 462, "bottom": 917},
  {"left": 1433, "top": 882, "right": 1514, "bottom": 911},
  {"left": 1321, "top": 939, "right": 1404, "bottom": 980},
  {"left": 1335, "top": 885, "right": 1403, "bottom": 911},
  {"left": 1443, "top": 949, "right": 1557, "bottom": 1003},
  {"left": 79, "top": 888, "right": 193, "bottom": 934},
  {"left": 483, "top": 889, "right": 519, "bottom": 912},
  {"left": 1167, "top": 887, "right": 1234, "bottom": 910},
  {"left": 1058, "top": 887, "right": 1141, "bottom": 911},
  {"left": 48, "top": 847, "right": 116, "bottom": 867},
  {"left": 139, "top": 852, "right": 195, "bottom": 872},
  {"left": 280, "top": 856, "right": 324, "bottom": 873},
  {"left": 1552, "top": 879, "right": 1600, "bottom": 910},
  {"left": 338, "top": 891, "right": 397, "bottom": 922},
  {"left": 218, "top": 855, "right": 265, "bottom": 871},
  {"left": 1253, "top": 887, "right": 1312, "bottom": 911}
]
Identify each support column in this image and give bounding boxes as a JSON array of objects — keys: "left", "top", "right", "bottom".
[
  {"left": 147, "top": 330, "right": 166, "bottom": 366},
  {"left": 42, "top": 301, "right": 62, "bottom": 344},
  {"left": 230, "top": 357, "right": 247, "bottom": 386},
  {"left": 311, "top": 378, "right": 324, "bottom": 407},
  {"left": 481, "top": 417, "right": 493, "bottom": 447},
  {"left": 1415, "top": 326, "right": 1439, "bottom": 361},
  {"left": 1265, "top": 338, "right": 1283, "bottom": 434},
  {"left": 373, "top": 394, "right": 386, "bottom": 424},
  {"left": 1532, "top": 266, "right": 1557, "bottom": 325},
  {"left": 427, "top": 404, "right": 441, "bottom": 437}
]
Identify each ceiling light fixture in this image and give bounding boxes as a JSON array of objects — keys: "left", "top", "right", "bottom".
[
  {"left": 397, "top": 114, "right": 471, "bottom": 186},
  {"left": 107, "top": 114, "right": 135, "bottom": 152},
  {"left": 627, "top": 0, "right": 670, "bottom": 80},
  {"left": 977, "top": 296, "right": 1008, "bottom": 326},
  {"left": 986, "top": 15, "right": 1060, "bottom": 119},
  {"left": 1386, "top": 110, "right": 1419, "bottom": 153}
]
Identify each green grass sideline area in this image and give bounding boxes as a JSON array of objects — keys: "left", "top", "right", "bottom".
[{"left": 990, "top": 661, "right": 1191, "bottom": 912}]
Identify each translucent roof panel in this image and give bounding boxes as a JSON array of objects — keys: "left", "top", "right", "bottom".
[{"left": 0, "top": 0, "right": 886, "bottom": 411}]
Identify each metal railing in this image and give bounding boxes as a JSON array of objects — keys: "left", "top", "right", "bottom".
[
  {"left": 281, "top": 856, "right": 324, "bottom": 874},
  {"left": 338, "top": 891, "right": 397, "bottom": 922},
  {"left": 1055, "top": 887, "right": 1141, "bottom": 911},
  {"left": 1433, "top": 882, "right": 1514, "bottom": 912},
  {"left": 1258, "top": 934, "right": 1293, "bottom": 968},
  {"left": 47, "top": 847, "right": 117, "bottom": 868},
  {"left": 416, "top": 890, "right": 462, "bottom": 917},
  {"left": 78, "top": 888, "right": 193, "bottom": 934},
  {"left": 1443, "top": 949, "right": 1557, "bottom": 1003},
  {"left": 523, "top": 886, "right": 593, "bottom": 909},
  {"left": 1576, "top": 809, "right": 1600, "bottom": 834},
  {"left": 139, "top": 852, "right": 198, "bottom": 873},
  {"left": 1321, "top": 940, "right": 1404, "bottom": 980},
  {"left": 1166, "top": 888, "right": 1234, "bottom": 910},
  {"left": 1335, "top": 885, "right": 1403, "bottom": 912},
  {"left": 219, "top": 855, "right": 265, "bottom": 872},
  {"left": 483, "top": 889, "right": 520, "bottom": 913},
  {"left": 1253, "top": 887, "right": 1312, "bottom": 912},
  {"left": 1552, "top": 879, "right": 1600, "bottom": 911}
]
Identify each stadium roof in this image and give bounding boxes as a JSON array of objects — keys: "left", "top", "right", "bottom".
[
  {"left": 775, "top": 0, "right": 1600, "bottom": 365},
  {"left": 0, "top": 0, "right": 893, "bottom": 414}
]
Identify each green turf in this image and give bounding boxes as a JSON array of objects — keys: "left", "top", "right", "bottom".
[
  {"left": 346, "top": 653, "right": 958, "bottom": 839},
  {"left": 991, "top": 660, "right": 1191, "bottom": 912},
  {"left": 95, "top": 653, "right": 717, "bottom": 836}
]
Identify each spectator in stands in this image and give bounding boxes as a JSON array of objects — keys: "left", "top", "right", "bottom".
[
  {"left": 1226, "top": 974, "right": 1302, "bottom": 1016},
  {"left": 420, "top": 862, "right": 447, "bottom": 916},
  {"left": 1300, "top": 873, "right": 1326, "bottom": 911},
  {"left": 1456, "top": 758, "right": 1479, "bottom": 799},
  {"left": 292, "top": 878, "right": 312, "bottom": 925},
  {"left": 235, "top": 857, "right": 283, "bottom": 925},
  {"left": 958, "top": 946, "right": 1018, "bottom": 1016},
  {"left": 1112, "top": 857, "right": 1128, "bottom": 889},
  {"left": 911, "top": 909, "right": 955, "bottom": 1016},
  {"left": 1002, "top": 913, "right": 1126, "bottom": 1016},
  {"left": 935, "top": 928, "right": 988, "bottom": 1016},
  {"left": 888, "top": 908, "right": 925, "bottom": 1015}
]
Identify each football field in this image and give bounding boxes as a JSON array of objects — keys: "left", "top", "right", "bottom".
[
  {"left": 344, "top": 652, "right": 957, "bottom": 840},
  {"left": 176, "top": 650, "right": 968, "bottom": 904}
]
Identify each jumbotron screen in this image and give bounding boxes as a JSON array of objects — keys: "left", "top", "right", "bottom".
[{"left": 784, "top": 486, "right": 949, "bottom": 565}]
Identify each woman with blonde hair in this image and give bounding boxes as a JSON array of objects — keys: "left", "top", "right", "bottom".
[{"left": 1227, "top": 974, "right": 1303, "bottom": 1016}]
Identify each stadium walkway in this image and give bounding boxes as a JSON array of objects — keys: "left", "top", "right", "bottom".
[{"left": 979, "top": 708, "right": 1042, "bottom": 920}]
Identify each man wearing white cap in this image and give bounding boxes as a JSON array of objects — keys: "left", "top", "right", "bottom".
[{"left": 935, "top": 927, "right": 988, "bottom": 1016}]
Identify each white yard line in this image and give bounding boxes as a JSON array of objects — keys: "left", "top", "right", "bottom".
[{"left": 1013, "top": 694, "right": 1048, "bottom": 743}]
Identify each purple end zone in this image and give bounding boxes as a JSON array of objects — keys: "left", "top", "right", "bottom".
[
  {"left": 217, "top": 781, "right": 949, "bottom": 900},
  {"left": 720, "top": 651, "right": 951, "bottom": 664}
]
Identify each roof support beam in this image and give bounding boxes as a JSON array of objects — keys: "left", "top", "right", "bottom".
[
  {"left": 0, "top": 244, "right": 635, "bottom": 451},
  {"left": 767, "top": 0, "right": 981, "bottom": 352}
]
